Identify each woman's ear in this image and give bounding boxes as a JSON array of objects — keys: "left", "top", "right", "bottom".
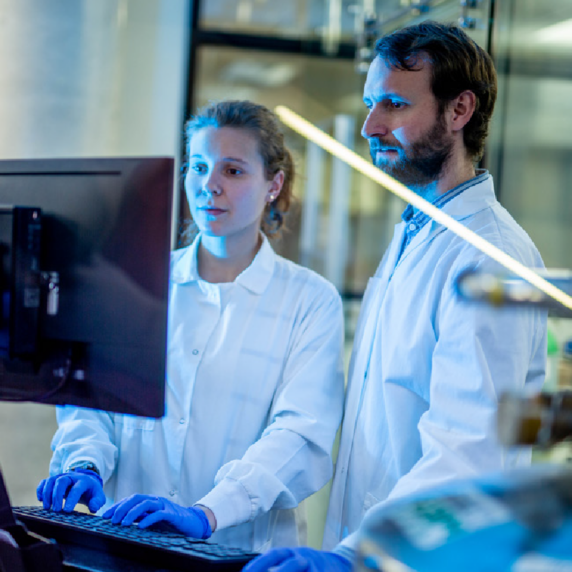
[
  {"left": 266, "top": 170, "right": 285, "bottom": 203},
  {"left": 449, "top": 90, "right": 477, "bottom": 132}
]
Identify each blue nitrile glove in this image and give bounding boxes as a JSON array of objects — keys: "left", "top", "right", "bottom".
[
  {"left": 243, "top": 547, "right": 353, "bottom": 572},
  {"left": 102, "top": 494, "right": 212, "bottom": 539},
  {"left": 36, "top": 469, "right": 105, "bottom": 513}
]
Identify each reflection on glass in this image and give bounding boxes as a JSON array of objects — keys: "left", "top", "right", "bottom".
[
  {"left": 200, "top": 0, "right": 348, "bottom": 40},
  {"left": 199, "top": 0, "right": 487, "bottom": 47},
  {"left": 488, "top": 0, "right": 572, "bottom": 270}
]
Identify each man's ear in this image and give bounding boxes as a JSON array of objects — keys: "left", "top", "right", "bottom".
[{"left": 449, "top": 90, "right": 477, "bottom": 132}]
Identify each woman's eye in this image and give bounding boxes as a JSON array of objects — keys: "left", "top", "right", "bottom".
[
  {"left": 227, "top": 168, "right": 242, "bottom": 175},
  {"left": 191, "top": 164, "right": 206, "bottom": 174}
]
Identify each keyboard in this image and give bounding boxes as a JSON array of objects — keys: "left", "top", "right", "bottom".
[{"left": 13, "top": 506, "right": 258, "bottom": 572}]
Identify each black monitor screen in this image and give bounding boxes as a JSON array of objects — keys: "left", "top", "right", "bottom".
[{"left": 0, "top": 157, "right": 173, "bottom": 417}]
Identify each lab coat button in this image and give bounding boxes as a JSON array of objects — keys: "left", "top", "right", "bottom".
[
  {"left": 169, "top": 489, "right": 176, "bottom": 496},
  {"left": 179, "top": 418, "right": 185, "bottom": 424},
  {"left": 408, "top": 222, "right": 417, "bottom": 232},
  {"left": 192, "top": 349, "right": 199, "bottom": 355}
]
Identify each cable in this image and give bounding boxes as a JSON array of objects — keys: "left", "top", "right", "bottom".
[{"left": 0, "top": 356, "right": 72, "bottom": 403}]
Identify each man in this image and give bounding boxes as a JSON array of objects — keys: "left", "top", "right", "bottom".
[{"left": 245, "top": 20, "right": 547, "bottom": 571}]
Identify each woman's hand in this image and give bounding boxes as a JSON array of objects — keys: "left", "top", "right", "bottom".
[
  {"left": 102, "top": 495, "right": 212, "bottom": 539},
  {"left": 36, "top": 469, "right": 105, "bottom": 513}
]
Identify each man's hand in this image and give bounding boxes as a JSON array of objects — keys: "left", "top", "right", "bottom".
[
  {"left": 36, "top": 470, "right": 105, "bottom": 513},
  {"left": 102, "top": 495, "right": 212, "bottom": 539},
  {"left": 243, "top": 547, "right": 353, "bottom": 571}
]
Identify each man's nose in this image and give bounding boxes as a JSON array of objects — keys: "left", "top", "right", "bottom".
[{"left": 361, "top": 106, "right": 388, "bottom": 139}]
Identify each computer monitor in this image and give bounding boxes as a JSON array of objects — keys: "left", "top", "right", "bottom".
[{"left": 0, "top": 157, "right": 173, "bottom": 417}]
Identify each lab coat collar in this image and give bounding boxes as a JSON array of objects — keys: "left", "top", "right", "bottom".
[
  {"left": 440, "top": 170, "right": 496, "bottom": 221},
  {"left": 397, "top": 171, "right": 497, "bottom": 263},
  {"left": 170, "top": 233, "right": 276, "bottom": 295},
  {"left": 401, "top": 170, "right": 490, "bottom": 226},
  {"left": 170, "top": 236, "right": 201, "bottom": 283},
  {"left": 422, "top": 171, "right": 496, "bottom": 236},
  {"left": 234, "top": 234, "right": 276, "bottom": 295}
]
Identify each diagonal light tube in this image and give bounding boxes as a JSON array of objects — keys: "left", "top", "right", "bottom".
[{"left": 275, "top": 105, "right": 572, "bottom": 312}]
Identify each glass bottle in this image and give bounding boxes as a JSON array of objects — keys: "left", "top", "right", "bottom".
[{"left": 497, "top": 391, "right": 572, "bottom": 447}]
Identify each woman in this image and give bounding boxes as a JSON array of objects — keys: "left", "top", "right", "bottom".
[{"left": 37, "top": 100, "right": 345, "bottom": 552}]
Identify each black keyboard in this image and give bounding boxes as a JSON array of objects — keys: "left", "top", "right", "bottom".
[{"left": 13, "top": 506, "right": 258, "bottom": 572}]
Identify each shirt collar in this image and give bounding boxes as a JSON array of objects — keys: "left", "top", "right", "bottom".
[
  {"left": 441, "top": 169, "right": 496, "bottom": 219},
  {"left": 401, "top": 169, "right": 490, "bottom": 226},
  {"left": 170, "top": 233, "right": 275, "bottom": 295},
  {"left": 395, "top": 170, "right": 492, "bottom": 264}
]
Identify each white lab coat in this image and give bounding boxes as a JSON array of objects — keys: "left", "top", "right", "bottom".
[
  {"left": 323, "top": 174, "right": 547, "bottom": 554},
  {"left": 50, "top": 234, "right": 345, "bottom": 552}
]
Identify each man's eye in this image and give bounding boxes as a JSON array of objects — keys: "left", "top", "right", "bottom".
[
  {"left": 191, "top": 164, "right": 206, "bottom": 174},
  {"left": 390, "top": 101, "right": 405, "bottom": 109},
  {"left": 227, "top": 168, "right": 242, "bottom": 175}
]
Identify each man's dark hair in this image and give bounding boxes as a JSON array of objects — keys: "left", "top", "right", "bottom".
[{"left": 375, "top": 20, "right": 497, "bottom": 162}]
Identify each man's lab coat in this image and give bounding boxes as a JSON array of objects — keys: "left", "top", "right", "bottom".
[{"left": 324, "top": 173, "right": 547, "bottom": 554}]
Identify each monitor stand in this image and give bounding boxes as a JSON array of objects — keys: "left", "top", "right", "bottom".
[{"left": 0, "top": 468, "right": 63, "bottom": 572}]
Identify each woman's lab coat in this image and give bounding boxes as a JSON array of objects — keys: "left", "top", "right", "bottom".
[
  {"left": 51, "top": 235, "right": 345, "bottom": 552},
  {"left": 323, "top": 173, "right": 547, "bottom": 554}
]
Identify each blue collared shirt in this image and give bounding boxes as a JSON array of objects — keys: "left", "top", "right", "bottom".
[{"left": 398, "top": 170, "right": 489, "bottom": 262}]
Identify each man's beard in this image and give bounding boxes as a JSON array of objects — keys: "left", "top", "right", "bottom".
[{"left": 369, "top": 115, "right": 453, "bottom": 189}]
